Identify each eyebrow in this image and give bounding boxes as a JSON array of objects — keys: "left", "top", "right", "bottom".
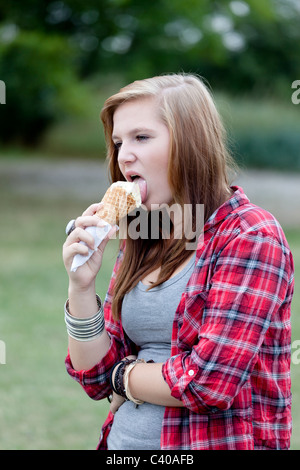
[{"left": 112, "top": 127, "right": 155, "bottom": 141}]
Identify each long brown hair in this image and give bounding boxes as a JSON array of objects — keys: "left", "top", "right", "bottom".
[{"left": 100, "top": 73, "right": 236, "bottom": 320}]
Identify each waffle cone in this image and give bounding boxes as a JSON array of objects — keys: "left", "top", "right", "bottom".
[{"left": 96, "top": 181, "right": 141, "bottom": 225}]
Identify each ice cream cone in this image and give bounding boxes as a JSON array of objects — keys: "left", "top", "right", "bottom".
[{"left": 96, "top": 181, "right": 141, "bottom": 225}]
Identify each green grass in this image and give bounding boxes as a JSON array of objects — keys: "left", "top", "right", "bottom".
[
  {"left": 287, "top": 229, "right": 300, "bottom": 450},
  {"left": 0, "top": 170, "right": 299, "bottom": 449},
  {"left": 0, "top": 189, "right": 115, "bottom": 449}
]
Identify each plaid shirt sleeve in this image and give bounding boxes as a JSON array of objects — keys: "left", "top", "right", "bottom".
[
  {"left": 65, "top": 247, "right": 138, "bottom": 400},
  {"left": 162, "top": 225, "right": 293, "bottom": 414}
]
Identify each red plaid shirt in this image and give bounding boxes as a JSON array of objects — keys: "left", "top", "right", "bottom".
[{"left": 66, "top": 187, "right": 294, "bottom": 450}]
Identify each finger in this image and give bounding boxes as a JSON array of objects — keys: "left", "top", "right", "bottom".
[
  {"left": 65, "top": 242, "right": 89, "bottom": 261},
  {"left": 81, "top": 202, "right": 103, "bottom": 217},
  {"left": 74, "top": 214, "right": 101, "bottom": 230},
  {"left": 66, "top": 227, "right": 96, "bottom": 250}
]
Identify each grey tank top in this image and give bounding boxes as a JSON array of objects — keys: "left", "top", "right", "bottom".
[{"left": 107, "top": 253, "right": 196, "bottom": 450}]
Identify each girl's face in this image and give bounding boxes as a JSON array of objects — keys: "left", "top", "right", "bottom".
[{"left": 112, "top": 97, "right": 172, "bottom": 210}]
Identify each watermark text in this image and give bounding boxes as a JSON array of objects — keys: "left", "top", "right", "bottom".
[
  {"left": 103, "top": 202, "right": 205, "bottom": 250},
  {"left": 291, "top": 80, "right": 300, "bottom": 105},
  {"left": 292, "top": 340, "right": 300, "bottom": 365},
  {"left": 0, "top": 80, "right": 6, "bottom": 104},
  {"left": 0, "top": 340, "right": 6, "bottom": 364}
]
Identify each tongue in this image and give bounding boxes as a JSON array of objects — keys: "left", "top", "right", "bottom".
[{"left": 136, "top": 177, "right": 147, "bottom": 204}]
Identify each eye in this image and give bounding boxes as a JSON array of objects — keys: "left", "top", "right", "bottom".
[
  {"left": 136, "top": 135, "right": 149, "bottom": 142},
  {"left": 114, "top": 141, "right": 122, "bottom": 151}
]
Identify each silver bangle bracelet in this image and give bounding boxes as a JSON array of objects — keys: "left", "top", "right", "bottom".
[{"left": 64, "top": 295, "right": 105, "bottom": 341}]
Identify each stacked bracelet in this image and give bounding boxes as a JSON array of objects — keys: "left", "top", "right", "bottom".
[
  {"left": 109, "top": 358, "right": 135, "bottom": 399},
  {"left": 64, "top": 295, "right": 105, "bottom": 341},
  {"left": 110, "top": 358, "right": 154, "bottom": 406}
]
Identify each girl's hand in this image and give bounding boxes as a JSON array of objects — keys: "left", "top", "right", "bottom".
[
  {"left": 63, "top": 202, "right": 118, "bottom": 291},
  {"left": 110, "top": 392, "right": 126, "bottom": 415}
]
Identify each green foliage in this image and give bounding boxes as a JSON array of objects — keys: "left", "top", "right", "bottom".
[
  {"left": 1, "top": 0, "right": 299, "bottom": 94},
  {"left": 217, "top": 94, "right": 300, "bottom": 171},
  {"left": 233, "top": 129, "right": 300, "bottom": 171},
  {"left": 0, "top": 0, "right": 300, "bottom": 161},
  {"left": 0, "top": 31, "right": 88, "bottom": 144},
  {"left": 34, "top": 88, "right": 300, "bottom": 171}
]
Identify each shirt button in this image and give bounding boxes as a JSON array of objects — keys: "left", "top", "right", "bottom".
[{"left": 188, "top": 370, "right": 195, "bottom": 376}]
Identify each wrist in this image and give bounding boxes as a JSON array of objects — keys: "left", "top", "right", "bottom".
[
  {"left": 64, "top": 294, "right": 104, "bottom": 342},
  {"left": 68, "top": 283, "right": 98, "bottom": 319},
  {"left": 68, "top": 281, "right": 96, "bottom": 298}
]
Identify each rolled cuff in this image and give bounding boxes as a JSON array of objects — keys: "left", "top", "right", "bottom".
[
  {"left": 162, "top": 353, "right": 212, "bottom": 414},
  {"left": 65, "top": 333, "right": 122, "bottom": 401}
]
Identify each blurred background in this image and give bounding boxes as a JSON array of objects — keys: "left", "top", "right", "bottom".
[{"left": 0, "top": 0, "right": 299, "bottom": 449}]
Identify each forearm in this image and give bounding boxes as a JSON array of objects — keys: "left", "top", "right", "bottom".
[
  {"left": 67, "top": 284, "right": 111, "bottom": 371},
  {"left": 63, "top": 202, "right": 120, "bottom": 372},
  {"left": 128, "top": 362, "right": 184, "bottom": 407}
]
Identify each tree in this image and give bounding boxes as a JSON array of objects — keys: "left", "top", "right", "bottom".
[
  {"left": 1, "top": 0, "right": 299, "bottom": 144},
  {"left": 0, "top": 31, "right": 87, "bottom": 143},
  {"left": 1, "top": 0, "right": 299, "bottom": 94}
]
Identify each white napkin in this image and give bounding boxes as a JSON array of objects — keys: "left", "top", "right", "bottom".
[{"left": 71, "top": 223, "right": 112, "bottom": 272}]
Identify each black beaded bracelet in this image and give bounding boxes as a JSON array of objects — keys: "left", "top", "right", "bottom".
[
  {"left": 115, "top": 358, "right": 134, "bottom": 398},
  {"left": 109, "top": 360, "right": 123, "bottom": 395},
  {"left": 109, "top": 358, "right": 135, "bottom": 399}
]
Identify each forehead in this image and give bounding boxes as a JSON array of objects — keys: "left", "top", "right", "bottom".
[{"left": 112, "top": 97, "right": 161, "bottom": 131}]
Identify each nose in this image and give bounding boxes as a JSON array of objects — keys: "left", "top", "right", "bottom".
[{"left": 117, "top": 141, "right": 136, "bottom": 167}]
